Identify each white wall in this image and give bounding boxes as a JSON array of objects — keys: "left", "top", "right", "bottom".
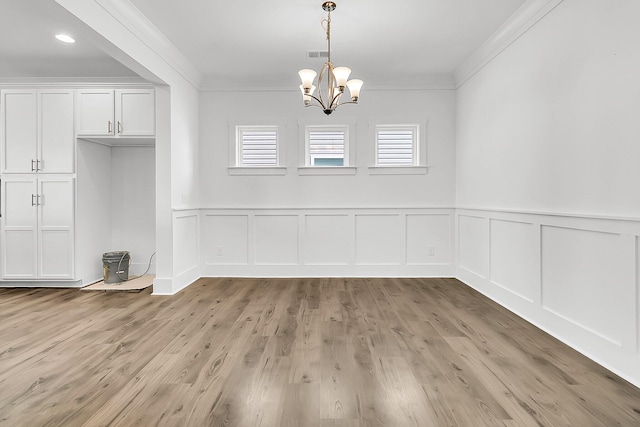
[
  {"left": 76, "top": 139, "right": 111, "bottom": 284},
  {"left": 199, "top": 89, "right": 457, "bottom": 276},
  {"left": 201, "top": 89, "right": 455, "bottom": 208},
  {"left": 455, "top": 0, "right": 640, "bottom": 387},
  {"left": 110, "top": 146, "right": 156, "bottom": 275},
  {"left": 456, "top": 0, "right": 640, "bottom": 216}
]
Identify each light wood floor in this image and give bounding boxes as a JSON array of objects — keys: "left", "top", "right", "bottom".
[{"left": 1, "top": 278, "right": 639, "bottom": 426}]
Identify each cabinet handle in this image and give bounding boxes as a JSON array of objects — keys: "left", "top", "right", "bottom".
[
  {"left": 36, "top": 159, "right": 42, "bottom": 172},
  {"left": 108, "top": 121, "right": 112, "bottom": 134},
  {"left": 31, "top": 159, "right": 36, "bottom": 172},
  {"left": 117, "top": 121, "right": 122, "bottom": 134},
  {"left": 37, "top": 194, "right": 42, "bottom": 206},
  {"left": 32, "top": 194, "right": 37, "bottom": 206}
]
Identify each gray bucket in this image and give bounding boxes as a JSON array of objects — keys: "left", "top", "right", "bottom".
[{"left": 102, "top": 251, "right": 130, "bottom": 283}]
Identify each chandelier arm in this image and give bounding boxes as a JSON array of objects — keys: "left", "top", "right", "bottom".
[
  {"left": 307, "top": 94, "right": 327, "bottom": 109},
  {"left": 328, "top": 91, "right": 343, "bottom": 110},
  {"left": 316, "top": 66, "right": 324, "bottom": 106},
  {"left": 304, "top": 103, "right": 325, "bottom": 110},
  {"left": 325, "top": 100, "right": 356, "bottom": 114},
  {"left": 336, "top": 100, "right": 357, "bottom": 108}
]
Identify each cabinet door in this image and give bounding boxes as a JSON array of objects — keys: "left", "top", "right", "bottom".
[
  {"left": 39, "top": 90, "right": 75, "bottom": 173},
  {"left": 76, "top": 90, "right": 115, "bottom": 136},
  {"left": 1, "top": 90, "right": 37, "bottom": 173},
  {"left": 1, "top": 177, "right": 38, "bottom": 279},
  {"left": 116, "top": 89, "right": 155, "bottom": 136},
  {"left": 38, "top": 178, "right": 74, "bottom": 279}
]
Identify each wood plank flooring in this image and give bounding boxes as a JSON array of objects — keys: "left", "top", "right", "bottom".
[{"left": 1, "top": 277, "right": 639, "bottom": 426}]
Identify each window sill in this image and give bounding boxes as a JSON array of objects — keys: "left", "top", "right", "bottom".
[
  {"left": 298, "top": 166, "right": 357, "bottom": 176},
  {"left": 367, "top": 166, "right": 428, "bottom": 175},
  {"left": 228, "top": 166, "right": 287, "bottom": 176}
]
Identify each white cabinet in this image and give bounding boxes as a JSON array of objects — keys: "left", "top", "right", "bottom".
[
  {"left": 75, "top": 89, "right": 113, "bottom": 136},
  {"left": 1, "top": 89, "right": 74, "bottom": 173},
  {"left": 1, "top": 176, "right": 74, "bottom": 280},
  {"left": 76, "top": 89, "right": 155, "bottom": 137}
]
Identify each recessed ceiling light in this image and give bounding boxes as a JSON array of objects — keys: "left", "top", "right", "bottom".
[{"left": 55, "top": 34, "right": 75, "bottom": 43}]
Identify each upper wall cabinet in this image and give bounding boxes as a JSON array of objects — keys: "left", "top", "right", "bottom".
[
  {"left": 1, "top": 89, "right": 75, "bottom": 174},
  {"left": 76, "top": 89, "right": 155, "bottom": 137}
]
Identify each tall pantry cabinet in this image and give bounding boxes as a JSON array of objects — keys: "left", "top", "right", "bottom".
[
  {"left": 0, "top": 86, "right": 156, "bottom": 286},
  {"left": 1, "top": 89, "right": 75, "bottom": 280}
]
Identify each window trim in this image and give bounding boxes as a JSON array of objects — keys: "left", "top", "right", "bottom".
[
  {"left": 305, "top": 125, "right": 349, "bottom": 167},
  {"left": 368, "top": 121, "right": 428, "bottom": 175},
  {"left": 237, "top": 125, "right": 278, "bottom": 167},
  {"left": 227, "top": 121, "right": 287, "bottom": 176},
  {"left": 297, "top": 120, "right": 356, "bottom": 175},
  {"left": 374, "top": 124, "right": 419, "bottom": 167}
]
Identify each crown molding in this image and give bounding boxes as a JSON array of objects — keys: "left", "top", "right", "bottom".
[
  {"left": 0, "top": 76, "right": 151, "bottom": 87},
  {"left": 199, "top": 74, "right": 456, "bottom": 92},
  {"left": 92, "top": 0, "right": 203, "bottom": 89},
  {"left": 454, "top": 0, "right": 565, "bottom": 88}
]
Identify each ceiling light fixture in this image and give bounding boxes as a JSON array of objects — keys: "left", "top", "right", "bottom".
[
  {"left": 298, "top": 2, "right": 363, "bottom": 115},
  {"left": 55, "top": 34, "right": 75, "bottom": 43}
]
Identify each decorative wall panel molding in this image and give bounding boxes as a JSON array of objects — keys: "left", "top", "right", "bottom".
[
  {"left": 355, "top": 214, "right": 403, "bottom": 265},
  {"left": 170, "top": 210, "right": 200, "bottom": 294},
  {"left": 637, "top": 236, "right": 640, "bottom": 355},
  {"left": 254, "top": 215, "right": 299, "bottom": 265},
  {"left": 541, "top": 226, "right": 628, "bottom": 346},
  {"left": 202, "top": 208, "right": 455, "bottom": 278},
  {"left": 203, "top": 215, "right": 249, "bottom": 265},
  {"left": 489, "top": 218, "right": 537, "bottom": 303},
  {"left": 303, "top": 214, "right": 351, "bottom": 266},
  {"left": 456, "top": 208, "right": 640, "bottom": 388},
  {"left": 457, "top": 214, "right": 488, "bottom": 278}
]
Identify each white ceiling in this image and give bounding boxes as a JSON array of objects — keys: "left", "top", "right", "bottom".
[
  {"left": 0, "top": 0, "right": 527, "bottom": 87},
  {"left": 0, "top": 0, "right": 137, "bottom": 79},
  {"left": 128, "top": 0, "right": 527, "bottom": 88}
]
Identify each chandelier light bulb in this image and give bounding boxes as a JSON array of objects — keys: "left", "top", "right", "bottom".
[
  {"left": 346, "top": 79, "right": 363, "bottom": 102},
  {"left": 332, "top": 67, "right": 351, "bottom": 89},
  {"left": 299, "top": 84, "right": 316, "bottom": 105},
  {"left": 298, "top": 69, "right": 317, "bottom": 92}
]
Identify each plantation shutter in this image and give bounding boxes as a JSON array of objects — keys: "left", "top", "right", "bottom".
[
  {"left": 308, "top": 129, "right": 345, "bottom": 166},
  {"left": 239, "top": 128, "right": 277, "bottom": 166},
  {"left": 376, "top": 127, "right": 416, "bottom": 166}
]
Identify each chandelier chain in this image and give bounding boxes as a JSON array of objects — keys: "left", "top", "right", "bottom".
[{"left": 322, "top": 11, "right": 331, "bottom": 64}]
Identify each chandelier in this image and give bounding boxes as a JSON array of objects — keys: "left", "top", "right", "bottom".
[{"left": 298, "top": 1, "right": 363, "bottom": 115}]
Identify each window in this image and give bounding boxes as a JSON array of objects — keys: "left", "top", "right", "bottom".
[
  {"left": 236, "top": 126, "right": 278, "bottom": 167},
  {"left": 305, "top": 126, "right": 348, "bottom": 167},
  {"left": 375, "top": 125, "right": 418, "bottom": 166}
]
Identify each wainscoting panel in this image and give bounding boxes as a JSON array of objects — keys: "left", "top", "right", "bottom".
[
  {"left": 355, "top": 214, "right": 402, "bottom": 265},
  {"left": 203, "top": 215, "right": 248, "bottom": 265},
  {"left": 541, "top": 226, "right": 629, "bottom": 346},
  {"left": 456, "top": 208, "right": 640, "bottom": 388},
  {"left": 201, "top": 208, "right": 455, "bottom": 277},
  {"left": 174, "top": 212, "right": 199, "bottom": 276},
  {"left": 406, "top": 214, "right": 451, "bottom": 265},
  {"left": 458, "top": 214, "right": 488, "bottom": 278},
  {"left": 254, "top": 215, "right": 299, "bottom": 265},
  {"left": 170, "top": 210, "right": 200, "bottom": 294},
  {"left": 303, "top": 214, "right": 351, "bottom": 265},
  {"left": 490, "top": 219, "right": 537, "bottom": 303}
]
